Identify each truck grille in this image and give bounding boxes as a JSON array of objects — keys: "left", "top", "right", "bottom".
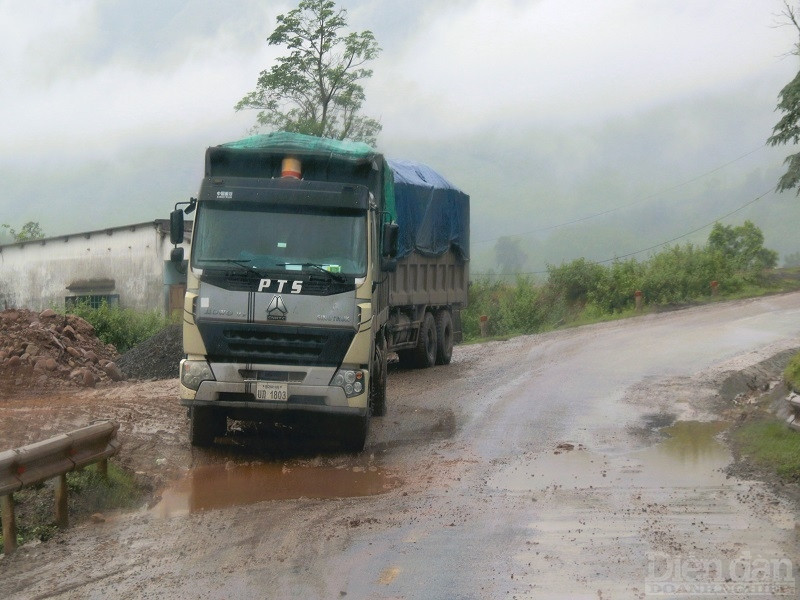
[
  {"left": 201, "top": 271, "right": 353, "bottom": 296},
  {"left": 199, "top": 322, "right": 355, "bottom": 367}
]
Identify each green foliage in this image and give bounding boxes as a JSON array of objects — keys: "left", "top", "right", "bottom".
[
  {"left": 235, "top": 0, "right": 381, "bottom": 144},
  {"left": 2, "top": 221, "right": 45, "bottom": 242},
  {"left": 708, "top": 221, "right": 778, "bottom": 273},
  {"left": 785, "top": 351, "right": 800, "bottom": 392},
  {"left": 547, "top": 258, "right": 606, "bottom": 304},
  {"left": 767, "top": 2, "right": 800, "bottom": 194},
  {"left": 466, "top": 221, "right": 779, "bottom": 340},
  {"left": 65, "top": 301, "right": 168, "bottom": 353}
]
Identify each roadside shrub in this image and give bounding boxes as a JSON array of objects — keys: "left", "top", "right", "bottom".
[
  {"left": 546, "top": 258, "right": 606, "bottom": 305},
  {"left": 497, "top": 276, "right": 546, "bottom": 334},
  {"left": 65, "top": 301, "right": 169, "bottom": 353}
]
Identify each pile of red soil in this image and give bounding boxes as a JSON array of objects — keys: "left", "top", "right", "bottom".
[{"left": 0, "top": 308, "right": 125, "bottom": 391}]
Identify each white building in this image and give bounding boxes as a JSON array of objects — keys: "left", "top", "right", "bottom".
[{"left": 0, "top": 220, "right": 190, "bottom": 315}]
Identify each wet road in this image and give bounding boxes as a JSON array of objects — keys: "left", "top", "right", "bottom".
[{"left": 3, "top": 293, "right": 800, "bottom": 599}]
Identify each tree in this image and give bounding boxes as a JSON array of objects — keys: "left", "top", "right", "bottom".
[
  {"left": 2, "top": 221, "right": 45, "bottom": 242},
  {"left": 768, "top": 1, "right": 800, "bottom": 193},
  {"left": 494, "top": 236, "right": 527, "bottom": 275},
  {"left": 235, "top": 0, "right": 382, "bottom": 145},
  {"left": 707, "top": 221, "right": 778, "bottom": 272}
]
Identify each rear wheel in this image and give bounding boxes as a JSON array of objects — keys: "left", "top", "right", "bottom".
[
  {"left": 189, "top": 406, "right": 224, "bottom": 447},
  {"left": 411, "top": 312, "right": 438, "bottom": 368},
  {"left": 435, "top": 310, "right": 454, "bottom": 365}
]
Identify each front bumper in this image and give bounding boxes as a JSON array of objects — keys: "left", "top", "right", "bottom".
[{"left": 179, "top": 360, "right": 369, "bottom": 418}]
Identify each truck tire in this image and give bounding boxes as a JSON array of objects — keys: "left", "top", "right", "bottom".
[
  {"left": 411, "top": 312, "right": 438, "bottom": 368},
  {"left": 435, "top": 310, "right": 454, "bottom": 365},
  {"left": 340, "top": 413, "right": 369, "bottom": 452},
  {"left": 189, "top": 406, "right": 223, "bottom": 447},
  {"left": 370, "top": 337, "right": 387, "bottom": 416}
]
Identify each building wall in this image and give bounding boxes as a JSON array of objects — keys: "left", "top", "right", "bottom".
[{"left": 0, "top": 221, "right": 185, "bottom": 313}]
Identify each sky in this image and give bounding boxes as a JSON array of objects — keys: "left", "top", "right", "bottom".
[{"left": 2, "top": 0, "right": 800, "bottom": 272}]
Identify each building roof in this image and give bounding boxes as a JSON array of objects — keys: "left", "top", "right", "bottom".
[{"left": 0, "top": 219, "right": 193, "bottom": 250}]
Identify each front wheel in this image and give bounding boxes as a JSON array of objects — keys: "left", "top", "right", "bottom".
[
  {"left": 189, "top": 406, "right": 225, "bottom": 447},
  {"left": 370, "top": 337, "right": 387, "bottom": 417},
  {"left": 340, "top": 413, "right": 369, "bottom": 452}
]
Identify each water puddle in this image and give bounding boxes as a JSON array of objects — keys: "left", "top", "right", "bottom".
[
  {"left": 153, "top": 461, "right": 402, "bottom": 517},
  {"left": 490, "top": 421, "right": 731, "bottom": 491}
]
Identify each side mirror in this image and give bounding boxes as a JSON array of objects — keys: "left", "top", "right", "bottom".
[
  {"left": 381, "top": 257, "right": 397, "bottom": 272},
  {"left": 170, "top": 209, "right": 184, "bottom": 245},
  {"left": 382, "top": 222, "right": 399, "bottom": 258},
  {"left": 170, "top": 246, "right": 184, "bottom": 264}
]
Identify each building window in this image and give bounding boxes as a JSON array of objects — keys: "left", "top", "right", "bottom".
[{"left": 64, "top": 294, "right": 120, "bottom": 310}]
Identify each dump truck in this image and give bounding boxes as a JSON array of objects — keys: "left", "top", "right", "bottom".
[{"left": 169, "top": 132, "right": 469, "bottom": 450}]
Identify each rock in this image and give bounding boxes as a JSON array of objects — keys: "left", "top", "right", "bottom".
[
  {"left": 0, "top": 308, "right": 119, "bottom": 389},
  {"left": 102, "top": 362, "right": 125, "bottom": 381},
  {"left": 81, "top": 369, "right": 96, "bottom": 388}
]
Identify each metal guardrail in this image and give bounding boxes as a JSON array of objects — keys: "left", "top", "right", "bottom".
[{"left": 0, "top": 421, "right": 120, "bottom": 555}]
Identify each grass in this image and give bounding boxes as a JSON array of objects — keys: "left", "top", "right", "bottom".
[
  {"left": 0, "top": 461, "right": 142, "bottom": 549},
  {"left": 784, "top": 352, "right": 800, "bottom": 393},
  {"left": 734, "top": 419, "right": 800, "bottom": 482},
  {"left": 463, "top": 269, "right": 800, "bottom": 344}
]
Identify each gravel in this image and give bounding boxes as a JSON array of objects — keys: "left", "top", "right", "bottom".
[{"left": 118, "top": 324, "right": 183, "bottom": 380}]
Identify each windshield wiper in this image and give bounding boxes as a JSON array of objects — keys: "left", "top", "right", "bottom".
[
  {"left": 277, "top": 262, "right": 347, "bottom": 282},
  {"left": 200, "top": 259, "right": 269, "bottom": 277}
]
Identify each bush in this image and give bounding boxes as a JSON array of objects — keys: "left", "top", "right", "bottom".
[
  {"left": 65, "top": 301, "right": 169, "bottom": 353},
  {"left": 465, "top": 221, "right": 779, "bottom": 340}
]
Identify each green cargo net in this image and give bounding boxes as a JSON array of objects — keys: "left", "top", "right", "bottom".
[
  {"left": 222, "top": 131, "right": 377, "bottom": 161},
  {"left": 220, "top": 132, "right": 396, "bottom": 222}
]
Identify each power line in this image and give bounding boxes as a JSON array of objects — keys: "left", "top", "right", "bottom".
[
  {"left": 510, "top": 188, "right": 774, "bottom": 275},
  {"left": 473, "top": 143, "right": 768, "bottom": 246}
]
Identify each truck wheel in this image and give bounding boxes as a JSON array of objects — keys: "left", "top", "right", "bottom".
[
  {"left": 340, "top": 413, "right": 369, "bottom": 452},
  {"left": 370, "top": 338, "right": 387, "bottom": 416},
  {"left": 412, "top": 312, "right": 438, "bottom": 368},
  {"left": 189, "top": 406, "right": 223, "bottom": 447},
  {"left": 435, "top": 310, "right": 454, "bottom": 365}
]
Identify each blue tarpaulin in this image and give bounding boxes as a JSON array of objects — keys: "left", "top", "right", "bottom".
[{"left": 387, "top": 159, "right": 470, "bottom": 260}]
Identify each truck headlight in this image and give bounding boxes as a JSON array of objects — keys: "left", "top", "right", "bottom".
[
  {"left": 181, "top": 359, "right": 215, "bottom": 391},
  {"left": 330, "top": 368, "right": 364, "bottom": 398}
]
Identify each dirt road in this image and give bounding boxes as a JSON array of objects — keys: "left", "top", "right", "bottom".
[{"left": 2, "top": 293, "right": 800, "bottom": 599}]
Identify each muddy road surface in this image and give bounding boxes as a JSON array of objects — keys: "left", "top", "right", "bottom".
[{"left": 3, "top": 294, "right": 800, "bottom": 599}]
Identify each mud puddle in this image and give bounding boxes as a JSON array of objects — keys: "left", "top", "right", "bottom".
[
  {"left": 154, "top": 461, "right": 402, "bottom": 517},
  {"left": 491, "top": 421, "right": 731, "bottom": 491}
]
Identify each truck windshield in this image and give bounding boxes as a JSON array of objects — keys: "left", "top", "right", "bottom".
[{"left": 191, "top": 201, "right": 367, "bottom": 277}]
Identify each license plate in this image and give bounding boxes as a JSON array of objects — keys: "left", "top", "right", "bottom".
[{"left": 255, "top": 382, "right": 288, "bottom": 401}]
